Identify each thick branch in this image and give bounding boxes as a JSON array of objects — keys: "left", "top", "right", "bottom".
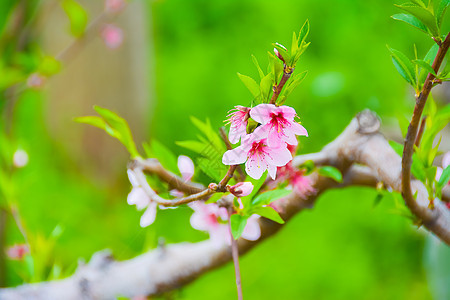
[{"left": 1, "top": 110, "right": 449, "bottom": 299}]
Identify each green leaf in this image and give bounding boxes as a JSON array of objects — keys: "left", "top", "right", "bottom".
[
  {"left": 190, "top": 117, "right": 224, "bottom": 152},
  {"left": 436, "top": 0, "right": 450, "bottom": 28},
  {"left": 251, "top": 206, "right": 285, "bottom": 224},
  {"left": 260, "top": 73, "right": 273, "bottom": 102},
  {"left": 251, "top": 189, "right": 291, "bottom": 206},
  {"left": 414, "top": 59, "right": 437, "bottom": 76},
  {"left": 251, "top": 55, "right": 265, "bottom": 80},
  {"left": 61, "top": 0, "right": 88, "bottom": 37},
  {"left": 38, "top": 56, "right": 62, "bottom": 76},
  {"left": 298, "top": 19, "right": 310, "bottom": 46},
  {"left": 391, "top": 13, "right": 428, "bottom": 33},
  {"left": 388, "top": 46, "right": 417, "bottom": 87},
  {"left": 282, "top": 70, "right": 308, "bottom": 99},
  {"left": 237, "top": 73, "right": 261, "bottom": 100},
  {"left": 239, "top": 173, "right": 268, "bottom": 208},
  {"left": 175, "top": 140, "right": 207, "bottom": 153},
  {"left": 74, "top": 116, "right": 107, "bottom": 130},
  {"left": 230, "top": 214, "right": 248, "bottom": 239},
  {"left": 438, "top": 165, "right": 450, "bottom": 188},
  {"left": 143, "top": 140, "right": 178, "bottom": 173},
  {"left": 93, "top": 106, "right": 140, "bottom": 158},
  {"left": 395, "top": 3, "right": 440, "bottom": 37},
  {"left": 318, "top": 166, "right": 343, "bottom": 183}
]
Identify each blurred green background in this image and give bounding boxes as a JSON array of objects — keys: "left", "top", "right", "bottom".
[{"left": 1, "top": 0, "right": 450, "bottom": 299}]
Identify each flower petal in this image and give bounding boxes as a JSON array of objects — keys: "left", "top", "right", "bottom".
[
  {"left": 267, "top": 164, "right": 277, "bottom": 180},
  {"left": 443, "top": 152, "right": 450, "bottom": 169},
  {"left": 278, "top": 105, "right": 296, "bottom": 120},
  {"left": 267, "top": 145, "right": 292, "bottom": 167},
  {"left": 178, "top": 155, "right": 195, "bottom": 181},
  {"left": 245, "top": 154, "right": 266, "bottom": 179},
  {"left": 241, "top": 215, "right": 261, "bottom": 241},
  {"left": 222, "top": 146, "right": 248, "bottom": 165},
  {"left": 289, "top": 122, "right": 308, "bottom": 137},
  {"left": 250, "top": 104, "right": 275, "bottom": 124},
  {"left": 140, "top": 202, "right": 157, "bottom": 227},
  {"left": 127, "top": 187, "right": 150, "bottom": 210}
]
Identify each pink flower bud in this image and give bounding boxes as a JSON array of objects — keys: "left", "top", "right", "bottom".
[
  {"left": 26, "top": 73, "right": 45, "bottom": 89},
  {"left": 105, "top": 0, "right": 126, "bottom": 13},
  {"left": 6, "top": 244, "right": 29, "bottom": 260},
  {"left": 13, "top": 149, "right": 29, "bottom": 168},
  {"left": 101, "top": 24, "right": 124, "bottom": 49},
  {"left": 229, "top": 182, "right": 253, "bottom": 197}
]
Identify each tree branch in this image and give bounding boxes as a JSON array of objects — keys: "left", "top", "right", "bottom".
[
  {"left": 1, "top": 109, "right": 449, "bottom": 299},
  {"left": 401, "top": 32, "right": 450, "bottom": 224}
]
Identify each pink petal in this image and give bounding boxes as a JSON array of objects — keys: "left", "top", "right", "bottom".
[
  {"left": 267, "top": 144, "right": 292, "bottom": 167},
  {"left": 289, "top": 121, "right": 308, "bottom": 137},
  {"left": 278, "top": 105, "right": 296, "bottom": 120},
  {"left": 127, "top": 187, "right": 150, "bottom": 210},
  {"left": 229, "top": 124, "right": 247, "bottom": 144},
  {"left": 245, "top": 154, "right": 267, "bottom": 179},
  {"left": 127, "top": 169, "right": 139, "bottom": 187},
  {"left": 443, "top": 152, "right": 450, "bottom": 169},
  {"left": 140, "top": 202, "right": 157, "bottom": 227},
  {"left": 222, "top": 146, "right": 248, "bottom": 165},
  {"left": 250, "top": 104, "right": 275, "bottom": 124},
  {"left": 267, "top": 126, "right": 284, "bottom": 148},
  {"left": 267, "top": 164, "right": 277, "bottom": 180},
  {"left": 178, "top": 155, "right": 195, "bottom": 181},
  {"left": 241, "top": 215, "right": 261, "bottom": 241}
]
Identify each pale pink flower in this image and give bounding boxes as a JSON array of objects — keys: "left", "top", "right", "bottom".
[
  {"left": 190, "top": 202, "right": 261, "bottom": 243},
  {"left": 178, "top": 155, "right": 195, "bottom": 181},
  {"left": 26, "top": 73, "right": 46, "bottom": 88},
  {"left": 190, "top": 202, "right": 229, "bottom": 244},
  {"left": 290, "top": 172, "right": 316, "bottom": 198},
  {"left": 222, "top": 127, "right": 292, "bottom": 180},
  {"left": 228, "top": 182, "right": 253, "bottom": 197},
  {"left": 13, "top": 149, "right": 29, "bottom": 168},
  {"left": 102, "top": 24, "right": 123, "bottom": 49},
  {"left": 241, "top": 215, "right": 261, "bottom": 241},
  {"left": 250, "top": 104, "right": 308, "bottom": 147},
  {"left": 6, "top": 244, "right": 29, "bottom": 260},
  {"left": 170, "top": 155, "right": 195, "bottom": 197},
  {"left": 226, "top": 106, "right": 251, "bottom": 144},
  {"left": 105, "top": 0, "right": 126, "bottom": 13},
  {"left": 127, "top": 170, "right": 157, "bottom": 227}
]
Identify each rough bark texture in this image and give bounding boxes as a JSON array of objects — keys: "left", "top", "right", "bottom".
[{"left": 0, "top": 110, "right": 448, "bottom": 299}]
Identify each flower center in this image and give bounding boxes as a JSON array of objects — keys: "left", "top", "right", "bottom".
[{"left": 270, "top": 112, "right": 288, "bottom": 132}]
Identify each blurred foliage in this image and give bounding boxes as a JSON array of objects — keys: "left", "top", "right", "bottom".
[{"left": 0, "top": 0, "right": 448, "bottom": 299}]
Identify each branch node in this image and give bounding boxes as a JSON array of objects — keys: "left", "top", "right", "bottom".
[{"left": 356, "top": 109, "right": 380, "bottom": 134}]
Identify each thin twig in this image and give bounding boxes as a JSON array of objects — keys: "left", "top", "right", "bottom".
[
  {"left": 401, "top": 32, "right": 450, "bottom": 222},
  {"left": 218, "top": 165, "right": 237, "bottom": 192},
  {"left": 269, "top": 66, "right": 293, "bottom": 105},
  {"left": 228, "top": 207, "right": 243, "bottom": 300},
  {"left": 414, "top": 116, "right": 427, "bottom": 147}
]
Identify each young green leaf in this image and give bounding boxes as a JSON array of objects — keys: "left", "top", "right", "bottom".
[
  {"left": 230, "top": 214, "right": 248, "bottom": 239},
  {"left": 251, "top": 189, "right": 291, "bottom": 206},
  {"left": 143, "top": 140, "right": 178, "bottom": 173},
  {"left": 61, "top": 0, "right": 88, "bottom": 37},
  {"left": 414, "top": 59, "right": 437, "bottom": 76},
  {"left": 318, "top": 166, "right": 343, "bottom": 183},
  {"left": 237, "top": 73, "right": 261, "bottom": 100},
  {"left": 251, "top": 206, "right": 285, "bottom": 224},
  {"left": 260, "top": 73, "right": 273, "bottom": 102},
  {"left": 38, "top": 56, "right": 62, "bottom": 76},
  {"left": 389, "top": 140, "right": 427, "bottom": 181},
  {"left": 436, "top": 0, "right": 450, "bottom": 28},
  {"left": 391, "top": 13, "right": 428, "bottom": 33},
  {"left": 298, "top": 19, "right": 310, "bottom": 46},
  {"left": 395, "top": 3, "right": 440, "bottom": 37},
  {"left": 388, "top": 46, "right": 417, "bottom": 87},
  {"left": 251, "top": 55, "right": 265, "bottom": 80},
  {"left": 438, "top": 165, "right": 450, "bottom": 189},
  {"left": 282, "top": 70, "right": 308, "bottom": 99}
]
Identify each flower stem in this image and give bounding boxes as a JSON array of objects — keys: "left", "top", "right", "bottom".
[{"left": 228, "top": 208, "right": 243, "bottom": 300}]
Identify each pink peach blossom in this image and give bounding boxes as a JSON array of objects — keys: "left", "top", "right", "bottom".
[
  {"left": 250, "top": 104, "right": 308, "bottom": 147},
  {"left": 226, "top": 106, "right": 251, "bottom": 144},
  {"left": 26, "top": 73, "right": 45, "bottom": 88},
  {"left": 222, "top": 127, "right": 292, "bottom": 180},
  {"left": 102, "top": 24, "right": 124, "bottom": 49},
  {"left": 190, "top": 202, "right": 229, "bottom": 244},
  {"left": 127, "top": 170, "right": 157, "bottom": 227},
  {"left": 178, "top": 155, "right": 195, "bottom": 181},
  {"left": 6, "top": 244, "right": 29, "bottom": 260},
  {"left": 105, "top": 0, "right": 126, "bottom": 13}
]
